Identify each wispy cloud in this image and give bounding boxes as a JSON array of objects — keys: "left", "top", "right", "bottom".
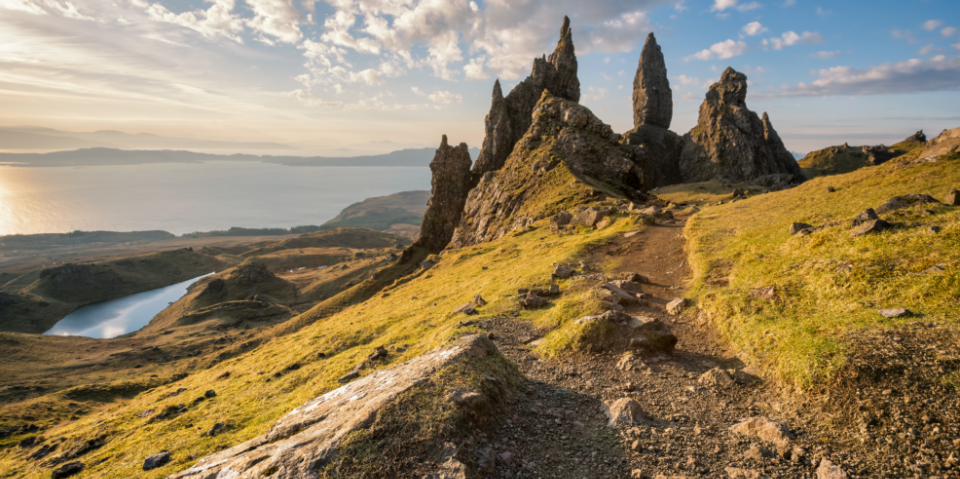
[
  {"left": 741, "top": 21, "right": 768, "bottom": 36},
  {"left": 712, "top": 0, "right": 762, "bottom": 12},
  {"left": 763, "top": 31, "right": 823, "bottom": 50},
  {"left": 922, "top": 20, "right": 943, "bottom": 31},
  {"left": 686, "top": 39, "right": 748, "bottom": 61},
  {"left": 774, "top": 55, "right": 960, "bottom": 97},
  {"left": 814, "top": 50, "right": 841, "bottom": 59}
]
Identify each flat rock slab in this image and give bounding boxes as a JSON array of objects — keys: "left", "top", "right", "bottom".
[
  {"left": 167, "top": 335, "right": 497, "bottom": 479},
  {"left": 878, "top": 307, "right": 912, "bottom": 318}
]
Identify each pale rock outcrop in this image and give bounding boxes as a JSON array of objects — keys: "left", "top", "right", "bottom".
[
  {"left": 471, "top": 16, "right": 580, "bottom": 183},
  {"left": 415, "top": 135, "right": 473, "bottom": 251},
  {"left": 921, "top": 127, "right": 960, "bottom": 158},
  {"left": 620, "top": 33, "right": 683, "bottom": 187},
  {"left": 449, "top": 92, "right": 652, "bottom": 248},
  {"left": 679, "top": 68, "right": 805, "bottom": 185},
  {"left": 167, "top": 335, "right": 499, "bottom": 479}
]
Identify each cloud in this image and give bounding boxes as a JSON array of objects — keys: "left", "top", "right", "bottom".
[
  {"left": 410, "top": 86, "right": 425, "bottom": 96},
  {"left": 922, "top": 20, "right": 943, "bottom": 31},
  {"left": 777, "top": 54, "right": 960, "bottom": 97},
  {"left": 711, "top": 0, "right": 760, "bottom": 11},
  {"left": 0, "top": 0, "right": 47, "bottom": 14},
  {"left": 686, "top": 39, "right": 748, "bottom": 61},
  {"left": 463, "top": 55, "right": 488, "bottom": 80},
  {"left": 741, "top": 21, "right": 767, "bottom": 36},
  {"left": 763, "top": 31, "right": 823, "bottom": 50},
  {"left": 428, "top": 90, "right": 462, "bottom": 104},
  {"left": 943, "top": 27, "right": 958, "bottom": 37},
  {"left": 781, "top": 0, "right": 795, "bottom": 6},
  {"left": 135, "top": 0, "right": 246, "bottom": 43},
  {"left": 1, "top": 0, "right": 92, "bottom": 18},
  {"left": 676, "top": 74, "right": 700, "bottom": 85},
  {"left": 918, "top": 44, "right": 939, "bottom": 56},
  {"left": 245, "top": 0, "right": 303, "bottom": 44},
  {"left": 814, "top": 50, "right": 841, "bottom": 59}
]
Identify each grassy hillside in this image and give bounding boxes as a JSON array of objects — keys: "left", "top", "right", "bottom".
[
  {"left": 320, "top": 191, "right": 429, "bottom": 235},
  {"left": 0, "top": 207, "right": 637, "bottom": 478},
  {"left": 674, "top": 155, "right": 960, "bottom": 386},
  {"left": 798, "top": 137, "right": 925, "bottom": 178}
]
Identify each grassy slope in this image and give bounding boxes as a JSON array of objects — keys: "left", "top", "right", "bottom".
[
  {"left": 673, "top": 156, "right": 960, "bottom": 387},
  {"left": 320, "top": 191, "right": 430, "bottom": 231},
  {"left": 0, "top": 213, "right": 632, "bottom": 478},
  {"left": 798, "top": 139, "right": 925, "bottom": 178}
]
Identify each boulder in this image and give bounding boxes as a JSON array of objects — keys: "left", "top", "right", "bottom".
[
  {"left": 470, "top": 17, "right": 580, "bottom": 183},
  {"left": 570, "top": 208, "right": 608, "bottom": 228},
  {"left": 553, "top": 264, "right": 576, "bottom": 279},
  {"left": 520, "top": 292, "right": 548, "bottom": 309},
  {"left": 945, "top": 188, "right": 959, "bottom": 206},
  {"left": 875, "top": 197, "right": 910, "bottom": 214},
  {"left": 826, "top": 186, "right": 835, "bottom": 193},
  {"left": 789, "top": 222, "right": 813, "bottom": 235},
  {"left": 168, "top": 335, "right": 499, "bottom": 479},
  {"left": 549, "top": 210, "right": 574, "bottom": 232},
  {"left": 602, "top": 398, "right": 647, "bottom": 426},
  {"left": 666, "top": 298, "right": 687, "bottom": 315},
  {"left": 850, "top": 219, "right": 892, "bottom": 237},
  {"left": 698, "top": 368, "right": 735, "bottom": 388},
  {"left": 817, "top": 458, "right": 849, "bottom": 479},
  {"left": 730, "top": 417, "right": 794, "bottom": 452},
  {"left": 628, "top": 316, "right": 678, "bottom": 354},
  {"left": 454, "top": 302, "right": 478, "bottom": 315},
  {"left": 851, "top": 208, "right": 879, "bottom": 227},
  {"left": 602, "top": 283, "right": 641, "bottom": 305},
  {"left": 474, "top": 294, "right": 487, "bottom": 307},
  {"left": 679, "top": 68, "right": 805, "bottom": 185},
  {"left": 143, "top": 451, "right": 171, "bottom": 471},
  {"left": 51, "top": 462, "right": 84, "bottom": 479},
  {"left": 415, "top": 135, "right": 474, "bottom": 251},
  {"left": 878, "top": 307, "right": 911, "bottom": 318},
  {"left": 623, "top": 272, "right": 650, "bottom": 284},
  {"left": 611, "top": 280, "right": 643, "bottom": 294}
]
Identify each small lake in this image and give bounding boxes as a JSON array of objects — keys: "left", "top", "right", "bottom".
[{"left": 44, "top": 273, "right": 212, "bottom": 339}]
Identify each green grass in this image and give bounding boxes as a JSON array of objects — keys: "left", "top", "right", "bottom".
[
  {"left": 683, "top": 156, "right": 960, "bottom": 387},
  {"left": 0, "top": 208, "right": 631, "bottom": 478}
]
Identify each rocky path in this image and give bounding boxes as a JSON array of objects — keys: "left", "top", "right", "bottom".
[{"left": 475, "top": 218, "right": 856, "bottom": 479}]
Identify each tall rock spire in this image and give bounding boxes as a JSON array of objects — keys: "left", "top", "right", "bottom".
[
  {"left": 414, "top": 135, "right": 473, "bottom": 252},
  {"left": 470, "top": 17, "right": 581, "bottom": 184},
  {"left": 632, "top": 33, "right": 672, "bottom": 129}
]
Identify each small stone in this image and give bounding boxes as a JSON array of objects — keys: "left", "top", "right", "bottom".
[
  {"left": 622, "top": 272, "right": 650, "bottom": 283},
  {"left": 789, "top": 222, "right": 813, "bottom": 235},
  {"left": 946, "top": 188, "right": 959, "bottom": 206},
  {"left": 454, "top": 302, "right": 478, "bottom": 315},
  {"left": 698, "top": 368, "right": 735, "bottom": 388},
  {"left": 666, "top": 298, "right": 687, "bottom": 315},
  {"left": 602, "top": 398, "right": 647, "bottom": 426},
  {"left": 851, "top": 208, "right": 879, "bottom": 227},
  {"left": 337, "top": 371, "right": 360, "bottom": 383},
  {"left": 826, "top": 186, "right": 835, "bottom": 192},
  {"left": 817, "top": 458, "right": 849, "bottom": 479},
  {"left": 51, "top": 462, "right": 84, "bottom": 479},
  {"left": 730, "top": 417, "right": 794, "bottom": 451},
  {"left": 499, "top": 451, "right": 514, "bottom": 465},
  {"left": 878, "top": 307, "right": 911, "bottom": 318},
  {"left": 474, "top": 294, "right": 487, "bottom": 306},
  {"left": 205, "top": 422, "right": 225, "bottom": 437},
  {"left": 204, "top": 390, "right": 216, "bottom": 398},
  {"left": 927, "top": 225, "right": 941, "bottom": 234},
  {"left": 850, "top": 218, "right": 892, "bottom": 237},
  {"left": 143, "top": 451, "right": 171, "bottom": 471},
  {"left": 748, "top": 286, "right": 776, "bottom": 301},
  {"left": 726, "top": 466, "right": 771, "bottom": 478}
]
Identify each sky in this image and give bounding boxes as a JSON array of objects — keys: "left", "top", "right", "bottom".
[{"left": 1, "top": 0, "right": 958, "bottom": 155}]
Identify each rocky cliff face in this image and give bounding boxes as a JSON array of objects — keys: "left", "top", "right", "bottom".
[
  {"left": 922, "top": 127, "right": 960, "bottom": 158},
  {"left": 449, "top": 92, "right": 651, "bottom": 248},
  {"left": 620, "top": 33, "right": 683, "bottom": 188},
  {"left": 470, "top": 16, "right": 580, "bottom": 183},
  {"left": 414, "top": 135, "right": 473, "bottom": 251},
  {"left": 679, "top": 68, "right": 805, "bottom": 185}
]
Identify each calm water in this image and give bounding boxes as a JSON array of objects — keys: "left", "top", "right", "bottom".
[
  {"left": 44, "top": 274, "right": 212, "bottom": 338},
  {"left": 0, "top": 162, "right": 430, "bottom": 236}
]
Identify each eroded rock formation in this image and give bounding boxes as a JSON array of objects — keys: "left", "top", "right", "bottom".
[
  {"left": 414, "top": 135, "right": 473, "bottom": 251},
  {"left": 449, "top": 92, "right": 651, "bottom": 248},
  {"left": 632, "top": 33, "right": 672, "bottom": 129},
  {"left": 619, "top": 32, "right": 683, "bottom": 187},
  {"left": 471, "top": 16, "right": 580, "bottom": 183},
  {"left": 679, "top": 67, "right": 805, "bottom": 185}
]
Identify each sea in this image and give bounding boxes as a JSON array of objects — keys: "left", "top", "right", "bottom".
[{"left": 0, "top": 162, "right": 431, "bottom": 236}]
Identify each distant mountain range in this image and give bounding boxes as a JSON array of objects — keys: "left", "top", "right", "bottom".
[
  {"left": 0, "top": 146, "right": 481, "bottom": 168},
  {"left": 0, "top": 126, "right": 293, "bottom": 151}
]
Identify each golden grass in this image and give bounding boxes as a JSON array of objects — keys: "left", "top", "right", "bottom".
[
  {"left": 683, "top": 157, "right": 960, "bottom": 387},
  {"left": 0, "top": 210, "right": 630, "bottom": 478}
]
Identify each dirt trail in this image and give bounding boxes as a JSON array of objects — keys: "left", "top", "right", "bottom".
[{"left": 477, "top": 218, "right": 835, "bottom": 479}]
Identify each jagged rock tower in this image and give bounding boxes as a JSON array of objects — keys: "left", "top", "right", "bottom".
[
  {"left": 471, "top": 16, "right": 580, "bottom": 184},
  {"left": 679, "top": 67, "right": 805, "bottom": 185},
  {"left": 413, "top": 135, "right": 473, "bottom": 251},
  {"left": 620, "top": 33, "right": 684, "bottom": 187}
]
